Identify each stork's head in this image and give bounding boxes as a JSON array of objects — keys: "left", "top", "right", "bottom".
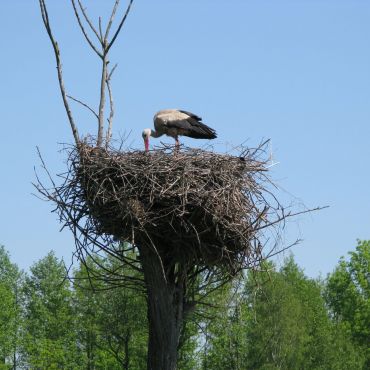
[{"left": 142, "top": 128, "right": 151, "bottom": 152}]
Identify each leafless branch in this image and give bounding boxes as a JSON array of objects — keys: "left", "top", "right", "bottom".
[
  {"left": 67, "top": 95, "right": 99, "bottom": 120},
  {"left": 105, "top": 64, "right": 117, "bottom": 147},
  {"left": 96, "top": 58, "right": 108, "bottom": 147},
  {"left": 98, "top": 16, "right": 103, "bottom": 41},
  {"left": 77, "top": 0, "right": 102, "bottom": 43},
  {"left": 71, "top": 0, "right": 103, "bottom": 58},
  {"left": 105, "top": 0, "right": 120, "bottom": 42},
  {"left": 38, "top": 0, "right": 80, "bottom": 147},
  {"left": 106, "top": 0, "right": 134, "bottom": 54},
  {"left": 97, "top": 1, "right": 135, "bottom": 146}
]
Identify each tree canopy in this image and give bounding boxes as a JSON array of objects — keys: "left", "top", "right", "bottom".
[{"left": 0, "top": 242, "right": 368, "bottom": 369}]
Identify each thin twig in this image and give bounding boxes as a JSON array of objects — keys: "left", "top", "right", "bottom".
[
  {"left": 96, "top": 57, "right": 108, "bottom": 146},
  {"left": 105, "top": 0, "right": 120, "bottom": 42},
  {"left": 98, "top": 16, "right": 103, "bottom": 41},
  {"left": 77, "top": 0, "right": 103, "bottom": 43},
  {"left": 71, "top": 0, "right": 103, "bottom": 58},
  {"left": 67, "top": 95, "right": 99, "bottom": 120},
  {"left": 106, "top": 0, "right": 134, "bottom": 54},
  {"left": 105, "top": 63, "right": 117, "bottom": 147}
]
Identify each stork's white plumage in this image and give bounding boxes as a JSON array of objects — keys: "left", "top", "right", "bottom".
[{"left": 142, "top": 109, "right": 217, "bottom": 151}]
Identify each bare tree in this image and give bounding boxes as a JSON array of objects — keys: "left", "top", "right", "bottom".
[{"left": 39, "top": 0, "right": 134, "bottom": 148}]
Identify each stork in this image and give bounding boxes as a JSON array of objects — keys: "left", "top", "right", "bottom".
[{"left": 142, "top": 109, "right": 217, "bottom": 151}]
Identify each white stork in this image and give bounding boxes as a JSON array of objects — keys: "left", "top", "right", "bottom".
[{"left": 142, "top": 109, "right": 217, "bottom": 151}]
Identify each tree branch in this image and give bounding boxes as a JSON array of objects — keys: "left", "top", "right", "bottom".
[
  {"left": 71, "top": 0, "right": 103, "bottom": 58},
  {"left": 106, "top": 0, "right": 134, "bottom": 54},
  {"left": 98, "top": 17, "right": 103, "bottom": 41},
  {"left": 96, "top": 57, "right": 108, "bottom": 147},
  {"left": 40, "top": 0, "right": 133, "bottom": 148},
  {"left": 77, "top": 0, "right": 103, "bottom": 43},
  {"left": 67, "top": 95, "right": 99, "bottom": 120},
  {"left": 105, "top": 64, "right": 117, "bottom": 147},
  {"left": 39, "top": 0, "right": 80, "bottom": 147},
  {"left": 105, "top": 0, "right": 120, "bottom": 42}
]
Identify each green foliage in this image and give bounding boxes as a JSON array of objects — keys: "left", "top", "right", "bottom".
[
  {"left": 244, "top": 260, "right": 314, "bottom": 369},
  {"left": 0, "top": 281, "right": 13, "bottom": 365},
  {"left": 0, "top": 246, "right": 23, "bottom": 368},
  {"left": 200, "top": 279, "right": 250, "bottom": 370},
  {"left": 177, "top": 317, "right": 200, "bottom": 370},
  {"left": 326, "top": 240, "right": 370, "bottom": 367},
  {"left": 73, "top": 257, "right": 148, "bottom": 370},
  {"left": 202, "top": 256, "right": 365, "bottom": 370},
  {"left": 22, "top": 252, "right": 81, "bottom": 368},
  {"left": 1, "top": 241, "right": 368, "bottom": 369}
]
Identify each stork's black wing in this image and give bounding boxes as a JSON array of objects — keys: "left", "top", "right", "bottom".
[
  {"left": 167, "top": 110, "right": 217, "bottom": 139},
  {"left": 178, "top": 110, "right": 202, "bottom": 121}
]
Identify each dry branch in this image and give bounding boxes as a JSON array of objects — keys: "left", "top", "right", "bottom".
[
  {"left": 39, "top": 0, "right": 80, "bottom": 147},
  {"left": 67, "top": 95, "right": 99, "bottom": 119},
  {"left": 40, "top": 0, "right": 134, "bottom": 148},
  {"left": 105, "top": 63, "right": 117, "bottom": 147},
  {"left": 106, "top": 0, "right": 134, "bottom": 53},
  {"left": 71, "top": 0, "right": 103, "bottom": 58}
]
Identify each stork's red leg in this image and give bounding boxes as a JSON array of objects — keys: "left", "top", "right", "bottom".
[{"left": 175, "top": 137, "right": 180, "bottom": 150}]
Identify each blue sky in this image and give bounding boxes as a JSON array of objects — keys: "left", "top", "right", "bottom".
[{"left": 0, "top": 1, "right": 369, "bottom": 277}]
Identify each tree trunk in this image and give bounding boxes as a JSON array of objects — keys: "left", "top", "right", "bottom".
[
  {"left": 123, "top": 331, "right": 130, "bottom": 370},
  {"left": 140, "top": 245, "right": 185, "bottom": 370}
]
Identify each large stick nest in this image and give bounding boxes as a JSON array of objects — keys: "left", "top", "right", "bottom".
[
  {"left": 37, "top": 141, "right": 289, "bottom": 274},
  {"left": 69, "top": 142, "right": 281, "bottom": 271}
]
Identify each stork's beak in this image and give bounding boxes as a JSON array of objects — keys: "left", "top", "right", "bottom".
[{"left": 144, "top": 137, "right": 149, "bottom": 152}]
